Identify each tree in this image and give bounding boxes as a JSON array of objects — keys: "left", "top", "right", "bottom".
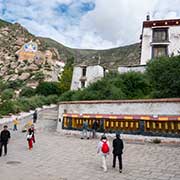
[
  {"left": 120, "top": 72, "right": 151, "bottom": 99},
  {"left": 146, "top": 56, "right": 180, "bottom": 98},
  {"left": 36, "top": 82, "right": 61, "bottom": 96},
  {"left": 59, "top": 57, "right": 74, "bottom": 93}
]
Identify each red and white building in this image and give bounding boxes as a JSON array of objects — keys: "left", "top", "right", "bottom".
[{"left": 140, "top": 17, "right": 180, "bottom": 65}]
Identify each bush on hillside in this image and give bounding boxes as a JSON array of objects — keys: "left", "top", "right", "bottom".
[
  {"left": 0, "top": 101, "right": 15, "bottom": 115},
  {"left": 58, "top": 90, "right": 76, "bottom": 101},
  {"left": 20, "top": 87, "right": 36, "bottom": 97},
  {"left": 7, "top": 80, "right": 24, "bottom": 89},
  {"left": 146, "top": 56, "right": 180, "bottom": 98},
  {"left": 31, "top": 71, "right": 45, "bottom": 81},
  {"left": 43, "top": 95, "right": 59, "bottom": 105},
  {"left": 0, "top": 95, "right": 60, "bottom": 116},
  {"left": 36, "top": 82, "right": 61, "bottom": 96},
  {"left": 1, "top": 88, "right": 14, "bottom": 101},
  {"left": 0, "top": 80, "right": 9, "bottom": 91}
]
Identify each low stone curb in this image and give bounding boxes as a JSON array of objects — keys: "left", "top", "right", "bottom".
[{"left": 58, "top": 129, "right": 180, "bottom": 145}]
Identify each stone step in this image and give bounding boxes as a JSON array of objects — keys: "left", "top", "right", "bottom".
[
  {"left": 39, "top": 116, "right": 58, "bottom": 119},
  {"left": 38, "top": 118, "right": 57, "bottom": 121},
  {"left": 36, "top": 107, "right": 59, "bottom": 123},
  {"left": 39, "top": 110, "right": 58, "bottom": 113},
  {"left": 39, "top": 114, "right": 58, "bottom": 118},
  {"left": 39, "top": 112, "right": 58, "bottom": 116},
  {"left": 39, "top": 111, "right": 58, "bottom": 115}
]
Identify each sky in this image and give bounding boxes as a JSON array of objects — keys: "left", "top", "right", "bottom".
[{"left": 0, "top": 0, "right": 180, "bottom": 49}]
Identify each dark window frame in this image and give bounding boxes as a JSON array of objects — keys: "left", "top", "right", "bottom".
[
  {"left": 81, "top": 81, "right": 85, "bottom": 88},
  {"left": 152, "top": 28, "right": 169, "bottom": 42},
  {"left": 152, "top": 45, "right": 168, "bottom": 59},
  {"left": 82, "top": 67, "right": 86, "bottom": 77}
]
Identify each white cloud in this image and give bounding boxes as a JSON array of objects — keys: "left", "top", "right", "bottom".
[{"left": 0, "top": 0, "right": 180, "bottom": 49}]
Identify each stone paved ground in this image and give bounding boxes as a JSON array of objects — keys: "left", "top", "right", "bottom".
[{"left": 0, "top": 129, "right": 180, "bottom": 180}]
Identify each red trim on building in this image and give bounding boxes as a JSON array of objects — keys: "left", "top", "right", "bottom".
[
  {"left": 143, "top": 19, "right": 180, "bottom": 28},
  {"left": 63, "top": 113, "right": 180, "bottom": 121}
]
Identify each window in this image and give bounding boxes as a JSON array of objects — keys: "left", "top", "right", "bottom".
[
  {"left": 153, "top": 28, "right": 168, "bottom": 42},
  {"left": 152, "top": 45, "right": 168, "bottom": 58},
  {"left": 81, "top": 81, "right": 85, "bottom": 88},
  {"left": 82, "top": 67, "right": 86, "bottom": 77}
]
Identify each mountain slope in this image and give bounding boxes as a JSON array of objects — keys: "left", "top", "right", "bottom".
[{"left": 41, "top": 37, "right": 141, "bottom": 69}]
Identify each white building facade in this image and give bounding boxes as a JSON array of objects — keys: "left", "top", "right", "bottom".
[
  {"left": 140, "top": 18, "right": 180, "bottom": 65},
  {"left": 70, "top": 65, "right": 104, "bottom": 90}
]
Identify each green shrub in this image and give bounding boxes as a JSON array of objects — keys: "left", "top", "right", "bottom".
[
  {"left": 45, "top": 95, "right": 59, "bottom": 104},
  {"left": 146, "top": 56, "right": 180, "bottom": 98},
  {"left": 20, "top": 87, "right": 36, "bottom": 97},
  {"left": 58, "top": 90, "right": 76, "bottom": 101},
  {"left": 32, "top": 71, "right": 45, "bottom": 81},
  {"left": 27, "top": 96, "right": 46, "bottom": 109},
  {"left": 36, "top": 82, "right": 61, "bottom": 96},
  {"left": 0, "top": 100, "right": 17, "bottom": 115},
  {"left": 121, "top": 72, "right": 151, "bottom": 99},
  {"left": 1, "top": 89, "right": 14, "bottom": 101},
  {"left": 84, "top": 79, "right": 126, "bottom": 100},
  {"left": 7, "top": 80, "right": 24, "bottom": 89},
  {"left": 0, "top": 80, "right": 9, "bottom": 91}
]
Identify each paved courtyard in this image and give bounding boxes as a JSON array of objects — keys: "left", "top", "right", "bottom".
[{"left": 0, "top": 128, "right": 180, "bottom": 180}]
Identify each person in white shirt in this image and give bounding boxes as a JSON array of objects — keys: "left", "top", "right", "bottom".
[{"left": 97, "top": 134, "right": 110, "bottom": 172}]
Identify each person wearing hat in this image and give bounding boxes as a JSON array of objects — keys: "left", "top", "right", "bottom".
[
  {"left": 112, "top": 132, "right": 124, "bottom": 173},
  {"left": 97, "top": 134, "right": 110, "bottom": 172},
  {"left": 0, "top": 125, "right": 11, "bottom": 157}
]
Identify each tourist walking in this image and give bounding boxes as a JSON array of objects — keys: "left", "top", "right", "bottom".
[
  {"left": 97, "top": 134, "right": 110, "bottom": 172},
  {"left": 112, "top": 132, "right": 124, "bottom": 173},
  {"left": 27, "top": 126, "right": 34, "bottom": 150},
  {"left": 92, "top": 120, "right": 99, "bottom": 138},
  {"left": 31, "top": 124, "right": 36, "bottom": 143},
  {"left": 13, "top": 117, "right": 19, "bottom": 131},
  {"left": 0, "top": 125, "right": 11, "bottom": 157},
  {"left": 81, "top": 119, "right": 89, "bottom": 139},
  {"left": 33, "top": 110, "right": 38, "bottom": 123}
]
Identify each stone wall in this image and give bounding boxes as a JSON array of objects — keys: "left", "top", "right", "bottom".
[{"left": 118, "top": 65, "right": 146, "bottom": 73}]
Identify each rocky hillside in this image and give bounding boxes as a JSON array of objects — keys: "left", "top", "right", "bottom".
[{"left": 0, "top": 19, "right": 140, "bottom": 87}]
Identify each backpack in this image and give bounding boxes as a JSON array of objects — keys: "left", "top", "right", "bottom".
[{"left": 101, "top": 141, "right": 109, "bottom": 153}]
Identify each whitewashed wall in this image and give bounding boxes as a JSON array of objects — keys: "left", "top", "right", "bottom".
[
  {"left": 71, "top": 65, "right": 104, "bottom": 90},
  {"left": 140, "top": 28, "right": 152, "bottom": 65},
  {"left": 86, "top": 65, "right": 104, "bottom": 85},
  {"left": 140, "top": 26, "right": 180, "bottom": 65},
  {"left": 118, "top": 66, "right": 146, "bottom": 73},
  {"left": 70, "top": 66, "right": 82, "bottom": 90},
  {"left": 57, "top": 99, "right": 180, "bottom": 131},
  {"left": 169, "top": 26, "right": 180, "bottom": 56}
]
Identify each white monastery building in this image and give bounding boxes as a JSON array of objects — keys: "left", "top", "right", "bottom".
[
  {"left": 71, "top": 65, "right": 104, "bottom": 90},
  {"left": 140, "top": 17, "right": 180, "bottom": 65}
]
